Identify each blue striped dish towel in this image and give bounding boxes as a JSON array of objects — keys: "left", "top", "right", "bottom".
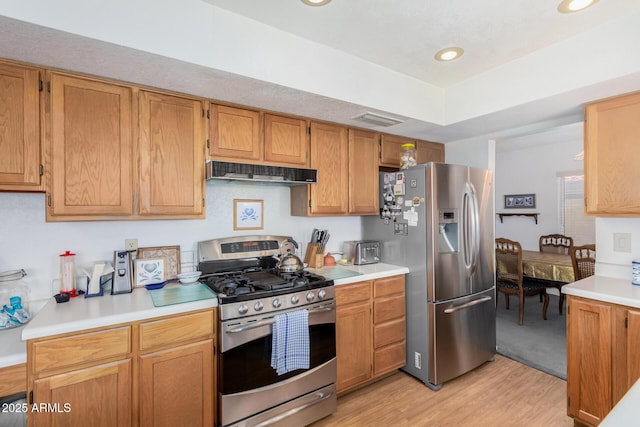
[{"left": 270, "top": 309, "right": 310, "bottom": 375}]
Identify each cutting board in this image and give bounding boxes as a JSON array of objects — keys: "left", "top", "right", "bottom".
[
  {"left": 315, "top": 267, "right": 363, "bottom": 281},
  {"left": 149, "top": 283, "right": 216, "bottom": 307}
]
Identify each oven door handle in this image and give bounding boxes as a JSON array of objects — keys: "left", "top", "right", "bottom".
[
  {"left": 226, "top": 306, "right": 334, "bottom": 334},
  {"left": 255, "top": 389, "right": 335, "bottom": 427}
]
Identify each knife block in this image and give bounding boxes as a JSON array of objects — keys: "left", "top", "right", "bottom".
[{"left": 305, "top": 243, "right": 323, "bottom": 268}]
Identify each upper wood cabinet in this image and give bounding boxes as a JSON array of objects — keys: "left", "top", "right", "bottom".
[
  {"left": 46, "top": 72, "right": 205, "bottom": 221},
  {"left": 417, "top": 140, "right": 444, "bottom": 164},
  {"left": 380, "top": 133, "right": 444, "bottom": 168},
  {"left": 210, "top": 104, "right": 261, "bottom": 161},
  {"left": 291, "top": 121, "right": 348, "bottom": 216},
  {"left": 209, "top": 104, "right": 309, "bottom": 167},
  {"left": 46, "top": 72, "right": 134, "bottom": 219},
  {"left": 264, "top": 113, "right": 308, "bottom": 166},
  {"left": 584, "top": 91, "right": 640, "bottom": 216},
  {"left": 0, "top": 61, "right": 43, "bottom": 191},
  {"left": 348, "top": 129, "right": 379, "bottom": 215},
  {"left": 138, "top": 90, "right": 205, "bottom": 217}
]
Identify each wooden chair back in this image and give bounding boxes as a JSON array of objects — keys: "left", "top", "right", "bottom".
[
  {"left": 539, "top": 234, "right": 573, "bottom": 254},
  {"left": 571, "top": 244, "right": 596, "bottom": 280},
  {"left": 495, "top": 238, "right": 523, "bottom": 288}
]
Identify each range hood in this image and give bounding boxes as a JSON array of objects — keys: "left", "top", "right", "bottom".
[{"left": 206, "top": 160, "right": 317, "bottom": 185}]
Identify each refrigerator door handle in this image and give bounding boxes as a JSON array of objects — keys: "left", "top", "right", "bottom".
[
  {"left": 443, "top": 296, "right": 492, "bottom": 314},
  {"left": 463, "top": 183, "right": 480, "bottom": 274}
]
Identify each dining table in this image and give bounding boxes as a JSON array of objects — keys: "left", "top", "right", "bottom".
[{"left": 521, "top": 250, "right": 575, "bottom": 314}]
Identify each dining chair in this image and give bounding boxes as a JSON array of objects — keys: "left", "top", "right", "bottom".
[
  {"left": 571, "top": 244, "right": 596, "bottom": 280},
  {"left": 495, "top": 238, "right": 549, "bottom": 325},
  {"left": 539, "top": 234, "right": 574, "bottom": 254}
]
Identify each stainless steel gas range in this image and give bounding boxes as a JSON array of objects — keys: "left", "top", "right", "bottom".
[{"left": 198, "top": 235, "right": 337, "bottom": 427}]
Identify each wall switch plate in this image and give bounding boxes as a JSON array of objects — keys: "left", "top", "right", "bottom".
[
  {"left": 125, "top": 239, "right": 138, "bottom": 251},
  {"left": 613, "top": 233, "right": 632, "bottom": 253}
]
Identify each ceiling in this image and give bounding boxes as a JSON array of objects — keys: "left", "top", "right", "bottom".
[
  {"left": 202, "top": 0, "right": 637, "bottom": 88},
  {"left": 1, "top": 0, "right": 640, "bottom": 147}
]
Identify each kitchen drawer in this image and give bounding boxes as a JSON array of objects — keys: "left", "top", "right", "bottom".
[
  {"left": 139, "top": 310, "right": 214, "bottom": 352},
  {"left": 374, "top": 318, "right": 405, "bottom": 349},
  {"left": 374, "top": 340, "right": 406, "bottom": 376},
  {"left": 31, "top": 326, "right": 131, "bottom": 374},
  {"left": 373, "top": 294, "right": 405, "bottom": 324},
  {"left": 373, "top": 275, "right": 405, "bottom": 298},
  {"left": 336, "top": 281, "right": 372, "bottom": 306},
  {"left": 0, "top": 363, "right": 26, "bottom": 396}
]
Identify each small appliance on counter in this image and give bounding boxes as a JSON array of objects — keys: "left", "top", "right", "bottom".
[
  {"left": 112, "top": 250, "right": 133, "bottom": 294},
  {"left": 342, "top": 240, "right": 380, "bottom": 265}
]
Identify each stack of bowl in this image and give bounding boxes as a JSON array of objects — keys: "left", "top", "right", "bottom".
[{"left": 177, "top": 271, "right": 202, "bottom": 285}]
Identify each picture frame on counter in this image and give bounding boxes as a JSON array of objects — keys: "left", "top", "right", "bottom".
[
  {"left": 504, "top": 193, "right": 536, "bottom": 209},
  {"left": 137, "top": 245, "right": 181, "bottom": 280},
  {"left": 234, "top": 199, "right": 263, "bottom": 230},
  {"left": 134, "top": 257, "right": 166, "bottom": 287}
]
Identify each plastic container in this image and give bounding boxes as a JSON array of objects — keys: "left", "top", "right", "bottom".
[
  {"left": 633, "top": 260, "right": 640, "bottom": 285},
  {"left": 60, "top": 250, "right": 77, "bottom": 297},
  {"left": 400, "top": 143, "right": 417, "bottom": 169},
  {"left": 0, "top": 269, "right": 31, "bottom": 329}
]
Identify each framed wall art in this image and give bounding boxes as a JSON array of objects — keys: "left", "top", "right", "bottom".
[
  {"left": 137, "top": 245, "right": 181, "bottom": 280},
  {"left": 134, "top": 257, "right": 166, "bottom": 286},
  {"left": 234, "top": 199, "right": 263, "bottom": 230},
  {"left": 504, "top": 193, "right": 536, "bottom": 209}
]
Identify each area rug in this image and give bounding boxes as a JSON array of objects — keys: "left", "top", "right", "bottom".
[{"left": 495, "top": 293, "right": 567, "bottom": 379}]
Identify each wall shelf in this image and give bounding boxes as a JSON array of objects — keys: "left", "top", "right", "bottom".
[{"left": 497, "top": 213, "right": 539, "bottom": 224}]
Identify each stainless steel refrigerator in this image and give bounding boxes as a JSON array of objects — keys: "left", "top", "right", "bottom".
[{"left": 362, "top": 162, "right": 496, "bottom": 390}]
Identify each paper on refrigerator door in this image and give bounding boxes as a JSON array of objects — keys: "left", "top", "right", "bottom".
[{"left": 403, "top": 207, "right": 419, "bottom": 226}]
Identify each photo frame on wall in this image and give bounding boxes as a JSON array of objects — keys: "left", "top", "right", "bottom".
[
  {"left": 504, "top": 193, "right": 536, "bottom": 209},
  {"left": 234, "top": 199, "right": 264, "bottom": 230},
  {"left": 137, "top": 245, "right": 181, "bottom": 280}
]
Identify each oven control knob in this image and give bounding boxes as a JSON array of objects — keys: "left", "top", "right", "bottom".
[
  {"left": 306, "top": 292, "right": 315, "bottom": 302},
  {"left": 254, "top": 301, "right": 264, "bottom": 312},
  {"left": 291, "top": 295, "right": 299, "bottom": 304},
  {"left": 238, "top": 304, "right": 249, "bottom": 315},
  {"left": 272, "top": 298, "right": 282, "bottom": 308},
  {"left": 318, "top": 289, "right": 326, "bottom": 300}
]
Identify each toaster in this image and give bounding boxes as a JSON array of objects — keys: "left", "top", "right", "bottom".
[{"left": 343, "top": 240, "right": 380, "bottom": 265}]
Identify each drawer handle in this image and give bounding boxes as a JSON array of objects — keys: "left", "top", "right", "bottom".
[{"left": 443, "top": 296, "right": 492, "bottom": 314}]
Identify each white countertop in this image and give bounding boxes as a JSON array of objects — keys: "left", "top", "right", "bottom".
[
  {"left": 1, "top": 264, "right": 408, "bottom": 369},
  {"left": 307, "top": 263, "right": 410, "bottom": 285},
  {"left": 601, "top": 377, "right": 640, "bottom": 426},
  {"left": 562, "top": 275, "right": 640, "bottom": 308}
]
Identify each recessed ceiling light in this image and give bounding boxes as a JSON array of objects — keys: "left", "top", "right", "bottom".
[
  {"left": 434, "top": 47, "right": 464, "bottom": 62},
  {"left": 557, "top": 0, "right": 599, "bottom": 13},
  {"left": 301, "top": 0, "right": 332, "bottom": 6}
]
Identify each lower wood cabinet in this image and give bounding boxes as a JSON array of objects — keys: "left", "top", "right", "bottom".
[
  {"left": 336, "top": 275, "right": 406, "bottom": 394},
  {"left": 567, "top": 295, "right": 640, "bottom": 426},
  {"left": 27, "top": 308, "right": 216, "bottom": 427}
]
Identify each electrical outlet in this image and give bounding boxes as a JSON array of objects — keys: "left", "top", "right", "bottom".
[
  {"left": 125, "top": 239, "right": 138, "bottom": 251},
  {"left": 414, "top": 352, "right": 422, "bottom": 369}
]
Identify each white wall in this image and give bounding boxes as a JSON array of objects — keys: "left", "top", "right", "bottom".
[
  {"left": 495, "top": 138, "right": 582, "bottom": 250},
  {"left": 0, "top": 183, "right": 362, "bottom": 300}
]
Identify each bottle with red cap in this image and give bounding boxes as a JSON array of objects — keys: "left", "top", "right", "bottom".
[{"left": 60, "top": 250, "right": 77, "bottom": 297}]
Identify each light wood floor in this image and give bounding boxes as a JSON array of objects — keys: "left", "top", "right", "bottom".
[{"left": 311, "top": 355, "right": 573, "bottom": 427}]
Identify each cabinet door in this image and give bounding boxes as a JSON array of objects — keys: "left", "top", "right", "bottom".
[
  {"left": 379, "top": 134, "right": 415, "bottom": 168},
  {"left": 622, "top": 308, "right": 640, "bottom": 392},
  {"left": 584, "top": 92, "right": 640, "bottom": 215},
  {"left": 567, "top": 297, "right": 612, "bottom": 426},
  {"left": 348, "top": 129, "right": 379, "bottom": 215},
  {"left": 416, "top": 140, "right": 444, "bottom": 164},
  {"left": 210, "top": 104, "right": 261, "bottom": 161},
  {"left": 309, "top": 122, "right": 348, "bottom": 215},
  {"left": 264, "top": 113, "right": 308, "bottom": 166},
  {"left": 0, "top": 61, "right": 42, "bottom": 190},
  {"left": 47, "top": 72, "right": 133, "bottom": 218},
  {"left": 138, "top": 90, "right": 205, "bottom": 217},
  {"left": 139, "top": 340, "right": 214, "bottom": 427},
  {"left": 32, "top": 359, "right": 132, "bottom": 427},
  {"left": 336, "top": 301, "right": 372, "bottom": 393}
]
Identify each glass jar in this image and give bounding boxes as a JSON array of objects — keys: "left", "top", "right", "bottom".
[
  {"left": 400, "top": 143, "right": 417, "bottom": 170},
  {"left": 0, "top": 269, "right": 31, "bottom": 329}
]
